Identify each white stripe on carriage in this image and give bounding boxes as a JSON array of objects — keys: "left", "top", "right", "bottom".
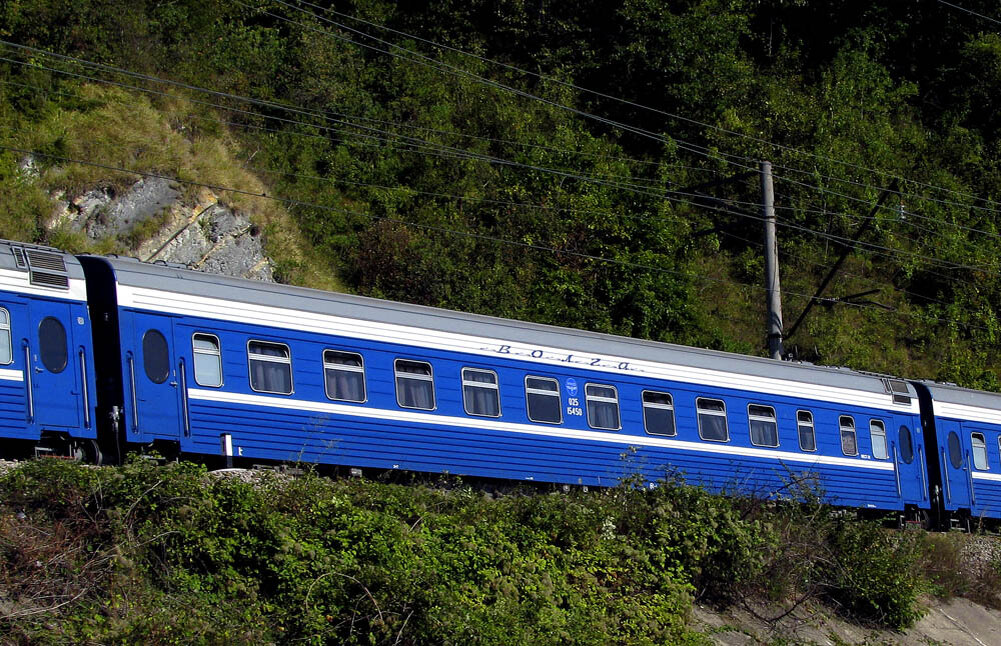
[
  {"left": 120, "top": 284, "right": 918, "bottom": 414},
  {"left": 0, "top": 368, "right": 23, "bottom": 382},
  {"left": 972, "top": 471, "right": 1001, "bottom": 482},
  {"left": 934, "top": 401, "right": 1001, "bottom": 426},
  {"left": 189, "top": 388, "right": 896, "bottom": 472},
  {"left": 0, "top": 269, "right": 88, "bottom": 301}
]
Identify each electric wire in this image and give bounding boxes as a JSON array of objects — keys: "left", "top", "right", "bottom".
[
  {"left": 275, "top": 0, "right": 1001, "bottom": 211},
  {"left": 937, "top": 0, "right": 1001, "bottom": 26},
  {"left": 4, "top": 142, "right": 992, "bottom": 334},
  {"left": 241, "top": 2, "right": 1001, "bottom": 245},
  {"left": 0, "top": 51, "right": 988, "bottom": 276}
]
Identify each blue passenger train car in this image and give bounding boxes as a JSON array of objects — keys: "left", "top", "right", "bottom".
[
  {"left": 914, "top": 383, "right": 1001, "bottom": 523},
  {"left": 0, "top": 241, "right": 99, "bottom": 459},
  {"left": 74, "top": 254, "right": 930, "bottom": 515}
]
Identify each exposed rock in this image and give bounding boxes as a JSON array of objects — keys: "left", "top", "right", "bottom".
[{"left": 53, "top": 178, "right": 274, "bottom": 282}]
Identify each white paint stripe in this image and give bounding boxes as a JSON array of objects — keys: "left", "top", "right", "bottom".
[
  {"left": 972, "top": 471, "right": 1001, "bottom": 483},
  {"left": 189, "top": 388, "right": 896, "bottom": 472},
  {"left": 0, "top": 268, "right": 88, "bottom": 301},
  {"left": 0, "top": 368, "right": 24, "bottom": 382},
  {"left": 119, "top": 284, "right": 916, "bottom": 413},
  {"left": 935, "top": 401, "right": 1001, "bottom": 426}
]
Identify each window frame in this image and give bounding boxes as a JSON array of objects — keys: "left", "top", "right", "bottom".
[
  {"left": 191, "top": 333, "right": 223, "bottom": 388},
  {"left": 642, "top": 390, "right": 676, "bottom": 437},
  {"left": 247, "top": 339, "right": 293, "bottom": 395},
  {"left": 461, "top": 367, "right": 501, "bottom": 418},
  {"left": 525, "top": 375, "right": 562, "bottom": 425},
  {"left": 0, "top": 307, "right": 11, "bottom": 365},
  {"left": 323, "top": 349, "right": 367, "bottom": 403},
  {"left": 747, "top": 403, "right": 779, "bottom": 448},
  {"left": 840, "top": 415, "right": 858, "bottom": 456},
  {"left": 869, "top": 419, "right": 888, "bottom": 460},
  {"left": 972, "top": 432, "right": 988, "bottom": 471},
  {"left": 584, "top": 382, "right": 621, "bottom": 431},
  {"left": 797, "top": 410, "right": 817, "bottom": 452},
  {"left": 394, "top": 359, "right": 436, "bottom": 411},
  {"left": 696, "top": 397, "right": 729, "bottom": 442}
]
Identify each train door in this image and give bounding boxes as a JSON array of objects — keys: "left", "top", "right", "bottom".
[
  {"left": 937, "top": 419, "right": 972, "bottom": 510},
  {"left": 127, "top": 313, "right": 182, "bottom": 440},
  {"left": 893, "top": 419, "right": 927, "bottom": 505},
  {"left": 27, "top": 299, "right": 82, "bottom": 431}
]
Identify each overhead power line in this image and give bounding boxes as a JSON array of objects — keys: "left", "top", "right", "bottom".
[
  {"left": 937, "top": 0, "right": 1001, "bottom": 25},
  {"left": 0, "top": 44, "right": 990, "bottom": 276},
  {"left": 272, "top": 0, "right": 1001, "bottom": 212},
  {"left": 5, "top": 142, "right": 990, "bottom": 334}
]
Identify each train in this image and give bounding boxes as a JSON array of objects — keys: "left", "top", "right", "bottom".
[{"left": 1, "top": 238, "right": 1000, "bottom": 528}]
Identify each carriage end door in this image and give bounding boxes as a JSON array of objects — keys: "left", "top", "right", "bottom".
[{"left": 129, "top": 313, "right": 183, "bottom": 441}]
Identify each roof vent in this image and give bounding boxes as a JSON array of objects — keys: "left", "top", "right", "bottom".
[
  {"left": 26, "top": 249, "right": 69, "bottom": 290},
  {"left": 884, "top": 379, "right": 911, "bottom": 406},
  {"left": 10, "top": 246, "right": 27, "bottom": 270}
]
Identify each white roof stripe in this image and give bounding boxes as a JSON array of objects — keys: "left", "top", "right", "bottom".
[
  {"left": 934, "top": 401, "right": 1001, "bottom": 426},
  {"left": 189, "top": 388, "right": 896, "bottom": 472},
  {"left": 0, "top": 268, "right": 88, "bottom": 301}
]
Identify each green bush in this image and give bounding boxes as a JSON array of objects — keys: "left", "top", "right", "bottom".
[{"left": 823, "top": 520, "right": 928, "bottom": 630}]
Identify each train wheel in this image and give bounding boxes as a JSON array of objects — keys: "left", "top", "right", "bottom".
[{"left": 70, "top": 439, "right": 103, "bottom": 465}]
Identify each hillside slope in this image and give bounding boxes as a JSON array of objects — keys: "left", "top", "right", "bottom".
[{"left": 1, "top": 1, "right": 1000, "bottom": 389}]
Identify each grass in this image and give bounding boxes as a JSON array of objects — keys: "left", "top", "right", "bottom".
[{"left": 1, "top": 82, "right": 343, "bottom": 292}]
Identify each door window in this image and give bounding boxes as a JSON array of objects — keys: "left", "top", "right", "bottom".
[
  {"left": 38, "top": 317, "right": 67, "bottom": 373},
  {"left": 899, "top": 425, "right": 914, "bottom": 464},
  {"left": 142, "top": 329, "right": 170, "bottom": 384}
]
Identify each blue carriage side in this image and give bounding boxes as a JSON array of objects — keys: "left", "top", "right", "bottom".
[
  {"left": 0, "top": 240, "right": 99, "bottom": 457},
  {"left": 83, "top": 254, "right": 929, "bottom": 513},
  {"left": 914, "top": 382, "right": 1001, "bottom": 521}
]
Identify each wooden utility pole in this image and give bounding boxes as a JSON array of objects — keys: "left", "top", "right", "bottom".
[{"left": 761, "top": 161, "right": 784, "bottom": 360}]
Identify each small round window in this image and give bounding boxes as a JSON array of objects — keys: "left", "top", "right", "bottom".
[
  {"left": 38, "top": 317, "right": 67, "bottom": 373},
  {"left": 947, "top": 431, "right": 962, "bottom": 469},
  {"left": 898, "top": 425, "right": 914, "bottom": 464},
  {"left": 142, "top": 329, "right": 170, "bottom": 384}
]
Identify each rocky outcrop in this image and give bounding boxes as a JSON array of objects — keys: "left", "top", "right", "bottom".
[{"left": 51, "top": 174, "right": 273, "bottom": 282}]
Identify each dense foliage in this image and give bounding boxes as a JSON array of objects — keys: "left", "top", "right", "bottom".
[
  {"left": 2, "top": 1, "right": 1001, "bottom": 385},
  {"left": 7, "top": 459, "right": 997, "bottom": 643}
]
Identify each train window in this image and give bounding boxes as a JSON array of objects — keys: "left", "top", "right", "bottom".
[
  {"left": 642, "top": 391, "right": 676, "bottom": 436},
  {"left": 948, "top": 432, "right": 962, "bottom": 469},
  {"left": 142, "top": 329, "right": 170, "bottom": 384},
  {"left": 324, "top": 350, "right": 366, "bottom": 403},
  {"left": 869, "top": 420, "right": 888, "bottom": 459},
  {"left": 972, "top": 433, "right": 988, "bottom": 470},
  {"left": 38, "top": 316, "right": 67, "bottom": 373},
  {"left": 192, "top": 334, "right": 223, "bottom": 387},
  {"left": 797, "top": 411, "right": 816, "bottom": 452},
  {"left": 462, "top": 368, "right": 500, "bottom": 417},
  {"left": 525, "top": 376, "right": 561, "bottom": 424},
  {"left": 839, "top": 416, "right": 857, "bottom": 456},
  {"left": 899, "top": 425, "right": 914, "bottom": 464},
  {"left": 748, "top": 404, "right": 778, "bottom": 447},
  {"left": 0, "top": 308, "right": 11, "bottom": 365},
  {"left": 585, "top": 383, "right": 620, "bottom": 431},
  {"left": 248, "top": 341, "right": 293, "bottom": 395},
  {"left": 697, "top": 398, "right": 728, "bottom": 442},
  {"left": 395, "top": 359, "right": 435, "bottom": 410}
]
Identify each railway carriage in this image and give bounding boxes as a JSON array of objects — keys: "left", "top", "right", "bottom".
[
  {"left": 75, "top": 253, "right": 928, "bottom": 515},
  {"left": 914, "top": 382, "right": 1001, "bottom": 522},
  {"left": 0, "top": 241, "right": 99, "bottom": 458},
  {"left": 6, "top": 237, "right": 999, "bottom": 525}
]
